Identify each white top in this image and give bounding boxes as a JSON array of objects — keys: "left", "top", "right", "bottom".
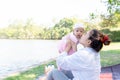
[
  {"left": 77, "top": 43, "right": 84, "bottom": 50},
  {"left": 56, "top": 47, "right": 101, "bottom": 80}
]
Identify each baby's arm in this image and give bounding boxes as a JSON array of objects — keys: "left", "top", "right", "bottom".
[
  {"left": 71, "top": 41, "right": 77, "bottom": 52},
  {"left": 64, "top": 39, "right": 72, "bottom": 53}
]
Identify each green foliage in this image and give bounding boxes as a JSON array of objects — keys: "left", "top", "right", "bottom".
[
  {"left": 100, "top": 0, "right": 120, "bottom": 28},
  {"left": 107, "top": 0, "right": 120, "bottom": 14},
  {"left": 0, "top": 17, "right": 119, "bottom": 40},
  {"left": 54, "top": 27, "right": 71, "bottom": 39},
  {"left": 100, "top": 12, "right": 120, "bottom": 28},
  {"left": 54, "top": 18, "right": 74, "bottom": 31},
  {"left": 101, "top": 29, "right": 120, "bottom": 42},
  {"left": 83, "top": 21, "right": 100, "bottom": 31},
  {"left": 109, "top": 31, "right": 120, "bottom": 41},
  {"left": 0, "top": 18, "right": 74, "bottom": 40},
  {"left": 89, "top": 13, "right": 97, "bottom": 20}
]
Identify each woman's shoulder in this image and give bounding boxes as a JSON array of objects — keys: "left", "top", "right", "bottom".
[{"left": 77, "top": 47, "right": 96, "bottom": 55}]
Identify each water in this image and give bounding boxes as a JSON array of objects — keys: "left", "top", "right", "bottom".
[{"left": 0, "top": 39, "right": 59, "bottom": 79}]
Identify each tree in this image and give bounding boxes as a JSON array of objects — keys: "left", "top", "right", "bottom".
[
  {"left": 100, "top": 0, "right": 120, "bottom": 28},
  {"left": 106, "top": 0, "right": 120, "bottom": 14},
  {"left": 54, "top": 18, "right": 74, "bottom": 30}
]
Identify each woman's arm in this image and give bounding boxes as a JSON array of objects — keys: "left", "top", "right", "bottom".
[{"left": 56, "top": 50, "right": 87, "bottom": 71}]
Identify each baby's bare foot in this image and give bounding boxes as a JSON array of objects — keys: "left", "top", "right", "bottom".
[
  {"left": 45, "top": 65, "right": 55, "bottom": 75},
  {"left": 39, "top": 76, "right": 46, "bottom": 80}
]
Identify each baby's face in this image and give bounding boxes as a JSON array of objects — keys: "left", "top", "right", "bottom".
[{"left": 73, "top": 27, "right": 84, "bottom": 39}]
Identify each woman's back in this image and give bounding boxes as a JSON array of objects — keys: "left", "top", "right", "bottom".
[
  {"left": 71, "top": 47, "right": 101, "bottom": 80},
  {"left": 57, "top": 47, "right": 101, "bottom": 80}
]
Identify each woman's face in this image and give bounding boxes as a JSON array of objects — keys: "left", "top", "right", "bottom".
[{"left": 79, "top": 30, "right": 92, "bottom": 47}]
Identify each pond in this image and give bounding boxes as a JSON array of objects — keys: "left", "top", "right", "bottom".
[{"left": 0, "top": 39, "right": 59, "bottom": 78}]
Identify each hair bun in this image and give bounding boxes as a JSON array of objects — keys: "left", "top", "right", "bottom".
[{"left": 101, "top": 35, "right": 111, "bottom": 45}]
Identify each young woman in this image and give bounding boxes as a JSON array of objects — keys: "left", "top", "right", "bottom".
[{"left": 43, "top": 29, "right": 111, "bottom": 80}]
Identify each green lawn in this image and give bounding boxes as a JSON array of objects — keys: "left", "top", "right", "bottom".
[
  {"left": 101, "top": 42, "right": 120, "bottom": 67},
  {"left": 3, "top": 60, "right": 56, "bottom": 80},
  {"left": 3, "top": 42, "right": 120, "bottom": 80}
]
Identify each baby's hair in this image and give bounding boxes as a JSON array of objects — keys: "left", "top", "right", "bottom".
[{"left": 89, "top": 29, "right": 111, "bottom": 52}]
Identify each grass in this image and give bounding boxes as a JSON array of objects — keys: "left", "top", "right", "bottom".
[
  {"left": 101, "top": 49, "right": 120, "bottom": 67},
  {"left": 3, "top": 42, "right": 120, "bottom": 80},
  {"left": 100, "top": 42, "right": 120, "bottom": 67},
  {"left": 3, "top": 60, "right": 56, "bottom": 80}
]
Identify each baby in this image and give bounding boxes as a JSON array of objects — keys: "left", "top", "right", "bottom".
[
  {"left": 57, "top": 23, "right": 85, "bottom": 79},
  {"left": 58, "top": 23, "right": 85, "bottom": 55}
]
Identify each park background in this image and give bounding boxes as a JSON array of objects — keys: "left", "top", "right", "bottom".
[{"left": 0, "top": 0, "right": 120, "bottom": 80}]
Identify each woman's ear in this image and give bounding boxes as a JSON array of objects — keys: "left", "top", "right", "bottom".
[{"left": 87, "top": 40, "right": 91, "bottom": 45}]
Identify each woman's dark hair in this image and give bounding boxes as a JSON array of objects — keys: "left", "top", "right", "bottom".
[{"left": 88, "top": 29, "right": 111, "bottom": 52}]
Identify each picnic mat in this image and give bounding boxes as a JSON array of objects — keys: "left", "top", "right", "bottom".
[{"left": 100, "top": 73, "right": 113, "bottom": 80}]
